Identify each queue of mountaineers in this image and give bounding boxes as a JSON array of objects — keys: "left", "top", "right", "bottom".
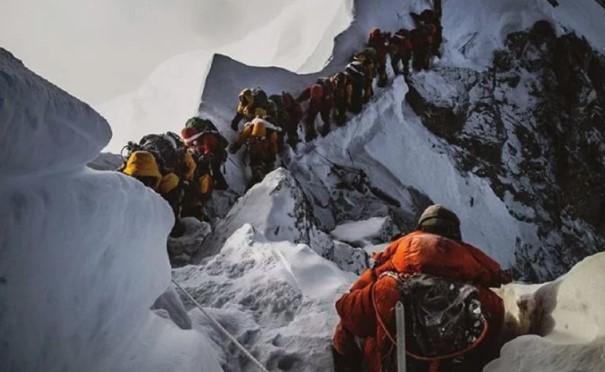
[
  {"left": 117, "top": 8, "right": 442, "bottom": 235},
  {"left": 116, "top": 5, "right": 520, "bottom": 371}
]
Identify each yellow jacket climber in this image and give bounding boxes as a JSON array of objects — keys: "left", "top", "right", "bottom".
[{"left": 229, "top": 117, "right": 281, "bottom": 187}]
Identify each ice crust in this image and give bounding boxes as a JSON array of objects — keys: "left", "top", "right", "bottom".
[{"left": 0, "top": 49, "right": 110, "bottom": 175}]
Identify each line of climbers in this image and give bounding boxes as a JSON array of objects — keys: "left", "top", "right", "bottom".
[
  {"left": 229, "top": 7, "right": 442, "bottom": 148},
  {"left": 119, "top": 117, "right": 229, "bottom": 238},
  {"left": 116, "top": 6, "right": 443, "bottom": 240}
]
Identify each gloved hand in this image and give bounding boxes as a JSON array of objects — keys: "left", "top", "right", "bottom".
[
  {"left": 230, "top": 118, "right": 239, "bottom": 131},
  {"left": 228, "top": 143, "right": 239, "bottom": 154}
]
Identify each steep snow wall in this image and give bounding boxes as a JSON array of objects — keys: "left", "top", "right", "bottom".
[
  {"left": 0, "top": 50, "right": 110, "bottom": 175},
  {"left": 486, "top": 252, "right": 605, "bottom": 372},
  {"left": 0, "top": 50, "right": 221, "bottom": 372}
]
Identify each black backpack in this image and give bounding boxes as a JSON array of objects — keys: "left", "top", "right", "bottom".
[
  {"left": 252, "top": 88, "right": 269, "bottom": 111},
  {"left": 185, "top": 117, "right": 218, "bottom": 133},
  {"left": 384, "top": 272, "right": 487, "bottom": 359},
  {"left": 123, "top": 132, "right": 186, "bottom": 174},
  {"left": 345, "top": 62, "right": 365, "bottom": 86}
]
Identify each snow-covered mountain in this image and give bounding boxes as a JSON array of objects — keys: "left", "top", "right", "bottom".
[
  {"left": 3, "top": 0, "right": 605, "bottom": 371},
  {"left": 193, "top": 0, "right": 605, "bottom": 280}
]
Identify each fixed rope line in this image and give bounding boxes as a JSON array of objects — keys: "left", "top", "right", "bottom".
[{"left": 171, "top": 279, "right": 270, "bottom": 372}]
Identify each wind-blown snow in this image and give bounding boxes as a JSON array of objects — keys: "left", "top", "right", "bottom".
[
  {"left": 331, "top": 217, "right": 395, "bottom": 246},
  {"left": 0, "top": 49, "right": 110, "bottom": 175},
  {"left": 0, "top": 50, "right": 221, "bottom": 372},
  {"left": 175, "top": 224, "right": 355, "bottom": 372},
  {"left": 486, "top": 252, "right": 605, "bottom": 372}
]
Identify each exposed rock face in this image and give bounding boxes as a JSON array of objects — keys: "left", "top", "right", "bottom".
[{"left": 407, "top": 21, "right": 605, "bottom": 281}]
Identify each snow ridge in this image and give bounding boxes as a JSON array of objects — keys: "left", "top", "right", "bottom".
[{"left": 0, "top": 49, "right": 221, "bottom": 372}]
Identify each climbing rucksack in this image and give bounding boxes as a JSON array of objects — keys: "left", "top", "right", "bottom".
[
  {"left": 185, "top": 117, "right": 218, "bottom": 133},
  {"left": 331, "top": 73, "right": 348, "bottom": 100},
  {"left": 268, "top": 94, "right": 288, "bottom": 126},
  {"left": 252, "top": 88, "right": 269, "bottom": 111},
  {"left": 123, "top": 132, "right": 186, "bottom": 175},
  {"left": 345, "top": 62, "right": 365, "bottom": 86},
  {"left": 383, "top": 272, "right": 488, "bottom": 359}
]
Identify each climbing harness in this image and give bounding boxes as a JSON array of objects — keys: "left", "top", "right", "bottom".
[{"left": 171, "top": 279, "right": 270, "bottom": 372}]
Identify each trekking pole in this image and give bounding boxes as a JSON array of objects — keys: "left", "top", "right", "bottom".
[
  {"left": 171, "top": 279, "right": 270, "bottom": 372},
  {"left": 395, "top": 301, "right": 407, "bottom": 372}
]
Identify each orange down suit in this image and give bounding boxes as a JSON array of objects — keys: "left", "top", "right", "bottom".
[{"left": 333, "top": 231, "right": 511, "bottom": 372}]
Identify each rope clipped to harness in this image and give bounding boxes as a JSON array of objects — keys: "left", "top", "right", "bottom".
[
  {"left": 171, "top": 279, "right": 270, "bottom": 372},
  {"left": 372, "top": 272, "right": 489, "bottom": 371}
]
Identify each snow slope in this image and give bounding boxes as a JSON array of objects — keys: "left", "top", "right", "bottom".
[
  {"left": 0, "top": 49, "right": 221, "bottom": 372},
  {"left": 486, "top": 252, "right": 605, "bottom": 372},
  {"left": 173, "top": 166, "right": 605, "bottom": 371},
  {"left": 175, "top": 224, "right": 355, "bottom": 372}
]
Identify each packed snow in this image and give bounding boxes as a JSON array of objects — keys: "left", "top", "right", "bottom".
[
  {"left": 486, "top": 252, "right": 605, "bottom": 372},
  {"left": 0, "top": 49, "right": 221, "bottom": 372},
  {"left": 175, "top": 224, "right": 355, "bottom": 372},
  {"left": 331, "top": 216, "right": 396, "bottom": 246}
]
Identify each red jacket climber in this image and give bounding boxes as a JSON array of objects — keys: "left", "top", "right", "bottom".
[
  {"left": 332, "top": 205, "right": 512, "bottom": 372},
  {"left": 368, "top": 28, "right": 390, "bottom": 87},
  {"left": 297, "top": 79, "right": 334, "bottom": 141}
]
